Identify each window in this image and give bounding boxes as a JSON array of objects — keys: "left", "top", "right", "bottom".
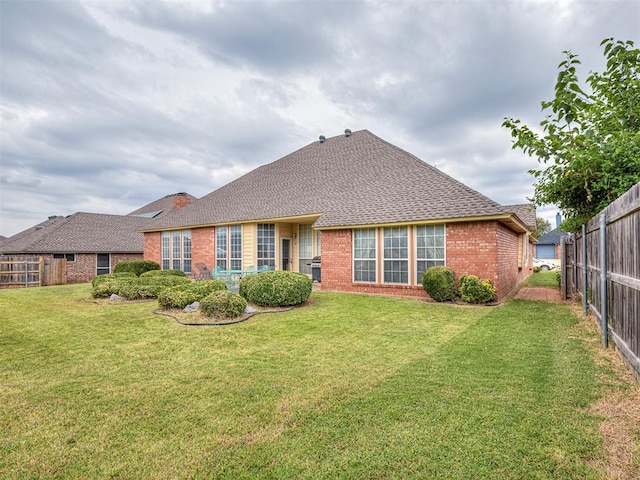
[
  {"left": 96, "top": 254, "right": 110, "bottom": 276},
  {"left": 416, "top": 224, "right": 445, "bottom": 283},
  {"left": 216, "top": 225, "right": 242, "bottom": 270},
  {"left": 53, "top": 253, "right": 75, "bottom": 262},
  {"left": 257, "top": 224, "right": 276, "bottom": 268},
  {"left": 230, "top": 225, "right": 242, "bottom": 270},
  {"left": 383, "top": 227, "right": 408, "bottom": 284},
  {"left": 216, "top": 227, "right": 227, "bottom": 270},
  {"left": 353, "top": 228, "right": 376, "bottom": 282},
  {"left": 315, "top": 230, "right": 321, "bottom": 256},
  {"left": 161, "top": 230, "right": 192, "bottom": 273},
  {"left": 162, "top": 232, "right": 170, "bottom": 270}
]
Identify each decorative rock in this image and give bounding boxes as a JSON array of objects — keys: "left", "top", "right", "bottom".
[
  {"left": 245, "top": 305, "right": 258, "bottom": 314},
  {"left": 183, "top": 301, "right": 200, "bottom": 313},
  {"left": 109, "top": 294, "right": 122, "bottom": 301}
]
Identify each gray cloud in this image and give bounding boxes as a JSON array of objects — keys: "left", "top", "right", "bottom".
[{"left": 1, "top": 0, "right": 638, "bottom": 236}]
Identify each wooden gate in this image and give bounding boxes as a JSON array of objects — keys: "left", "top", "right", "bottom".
[{"left": 43, "top": 258, "right": 67, "bottom": 285}]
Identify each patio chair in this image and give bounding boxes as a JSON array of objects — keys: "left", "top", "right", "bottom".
[{"left": 194, "top": 262, "right": 211, "bottom": 280}]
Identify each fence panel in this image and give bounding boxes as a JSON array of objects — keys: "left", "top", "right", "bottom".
[
  {"left": 562, "top": 182, "right": 640, "bottom": 379},
  {"left": 0, "top": 256, "right": 43, "bottom": 288}
]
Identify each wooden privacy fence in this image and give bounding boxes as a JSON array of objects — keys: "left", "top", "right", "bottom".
[
  {"left": 560, "top": 182, "right": 640, "bottom": 379},
  {"left": 0, "top": 256, "right": 67, "bottom": 288}
]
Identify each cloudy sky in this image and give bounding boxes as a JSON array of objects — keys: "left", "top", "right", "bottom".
[{"left": 1, "top": 0, "right": 638, "bottom": 237}]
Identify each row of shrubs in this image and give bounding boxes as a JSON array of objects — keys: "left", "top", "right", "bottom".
[
  {"left": 91, "top": 261, "right": 312, "bottom": 320},
  {"left": 422, "top": 266, "right": 497, "bottom": 304}
]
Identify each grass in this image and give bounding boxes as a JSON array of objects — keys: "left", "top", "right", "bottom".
[
  {"left": 0, "top": 284, "right": 636, "bottom": 479},
  {"left": 524, "top": 270, "right": 561, "bottom": 287}
]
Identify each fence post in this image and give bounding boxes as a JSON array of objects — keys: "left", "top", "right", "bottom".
[
  {"left": 582, "top": 225, "right": 588, "bottom": 316},
  {"left": 572, "top": 233, "right": 578, "bottom": 296},
  {"left": 600, "top": 214, "right": 608, "bottom": 348},
  {"left": 24, "top": 260, "right": 29, "bottom": 288}
]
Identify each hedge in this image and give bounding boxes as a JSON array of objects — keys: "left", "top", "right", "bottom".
[{"left": 240, "top": 271, "right": 312, "bottom": 307}]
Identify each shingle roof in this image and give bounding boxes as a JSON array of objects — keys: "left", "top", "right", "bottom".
[
  {"left": 0, "top": 213, "right": 150, "bottom": 254},
  {"left": 535, "top": 228, "right": 568, "bottom": 245},
  {"left": 504, "top": 204, "right": 537, "bottom": 230},
  {"left": 141, "top": 130, "right": 532, "bottom": 231},
  {"left": 0, "top": 192, "right": 196, "bottom": 254}
]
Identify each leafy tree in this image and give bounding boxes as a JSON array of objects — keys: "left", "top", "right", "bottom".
[
  {"left": 534, "top": 217, "right": 552, "bottom": 238},
  {"left": 503, "top": 38, "right": 640, "bottom": 231}
]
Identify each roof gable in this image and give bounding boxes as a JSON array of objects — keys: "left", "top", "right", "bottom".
[{"left": 143, "top": 130, "right": 522, "bottom": 231}]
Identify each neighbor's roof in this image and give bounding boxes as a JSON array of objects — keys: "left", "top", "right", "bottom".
[
  {"left": 535, "top": 228, "right": 568, "bottom": 245},
  {"left": 141, "top": 130, "right": 533, "bottom": 232},
  {"left": 0, "top": 192, "right": 196, "bottom": 255},
  {"left": 0, "top": 213, "right": 150, "bottom": 254},
  {"left": 128, "top": 192, "right": 198, "bottom": 218}
]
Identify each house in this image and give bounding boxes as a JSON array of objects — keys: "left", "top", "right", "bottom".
[
  {"left": 140, "top": 130, "right": 535, "bottom": 300},
  {"left": 0, "top": 193, "right": 196, "bottom": 283},
  {"left": 534, "top": 228, "right": 568, "bottom": 261},
  {"left": 533, "top": 213, "right": 567, "bottom": 262}
]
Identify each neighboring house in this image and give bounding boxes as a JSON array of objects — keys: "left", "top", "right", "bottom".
[
  {"left": 534, "top": 213, "right": 567, "bottom": 260},
  {"left": 140, "top": 130, "right": 535, "bottom": 300},
  {"left": 534, "top": 228, "right": 568, "bottom": 260},
  {"left": 0, "top": 193, "right": 196, "bottom": 283}
]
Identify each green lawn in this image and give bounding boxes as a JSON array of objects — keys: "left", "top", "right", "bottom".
[
  {"left": 524, "top": 270, "right": 561, "bottom": 287},
  {"left": 0, "top": 284, "right": 630, "bottom": 479}
]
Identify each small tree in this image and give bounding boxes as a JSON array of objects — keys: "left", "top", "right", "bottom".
[
  {"left": 534, "top": 217, "right": 552, "bottom": 238},
  {"left": 503, "top": 38, "right": 640, "bottom": 231}
]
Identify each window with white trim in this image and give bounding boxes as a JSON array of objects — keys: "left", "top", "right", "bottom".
[
  {"left": 216, "top": 227, "right": 227, "bottom": 270},
  {"left": 230, "top": 225, "right": 242, "bottom": 270},
  {"left": 216, "top": 225, "right": 242, "bottom": 270},
  {"left": 161, "top": 230, "right": 192, "bottom": 273},
  {"left": 416, "top": 224, "right": 445, "bottom": 283},
  {"left": 257, "top": 224, "right": 276, "bottom": 268},
  {"left": 383, "top": 226, "right": 409, "bottom": 284},
  {"left": 353, "top": 228, "right": 376, "bottom": 282}
]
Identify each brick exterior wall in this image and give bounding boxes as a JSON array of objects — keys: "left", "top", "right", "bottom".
[
  {"left": 495, "top": 223, "right": 532, "bottom": 299},
  {"left": 321, "top": 229, "right": 427, "bottom": 298},
  {"left": 143, "top": 227, "right": 217, "bottom": 274},
  {"left": 445, "top": 221, "right": 499, "bottom": 285},
  {"left": 144, "top": 231, "right": 162, "bottom": 265},
  {"left": 40, "top": 252, "right": 143, "bottom": 284},
  {"left": 320, "top": 221, "right": 532, "bottom": 301},
  {"left": 191, "top": 227, "right": 216, "bottom": 271}
]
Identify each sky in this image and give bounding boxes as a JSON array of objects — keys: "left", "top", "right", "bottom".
[{"left": 1, "top": 0, "right": 638, "bottom": 237}]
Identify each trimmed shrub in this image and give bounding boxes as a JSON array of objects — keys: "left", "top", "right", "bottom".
[
  {"left": 91, "top": 274, "right": 190, "bottom": 299},
  {"left": 459, "top": 275, "right": 497, "bottom": 304},
  {"left": 91, "top": 272, "right": 137, "bottom": 288},
  {"left": 201, "top": 291, "right": 247, "bottom": 319},
  {"left": 113, "top": 260, "right": 160, "bottom": 277},
  {"left": 240, "top": 271, "right": 312, "bottom": 307},
  {"left": 422, "top": 266, "right": 458, "bottom": 302},
  {"left": 140, "top": 269, "right": 187, "bottom": 278},
  {"left": 533, "top": 266, "right": 541, "bottom": 273},
  {"left": 135, "top": 275, "right": 191, "bottom": 298},
  {"left": 91, "top": 278, "right": 126, "bottom": 298},
  {"left": 157, "top": 279, "right": 227, "bottom": 309}
]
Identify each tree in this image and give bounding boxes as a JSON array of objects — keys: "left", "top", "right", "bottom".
[
  {"left": 503, "top": 38, "right": 640, "bottom": 232},
  {"left": 534, "top": 217, "right": 552, "bottom": 238}
]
